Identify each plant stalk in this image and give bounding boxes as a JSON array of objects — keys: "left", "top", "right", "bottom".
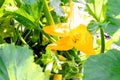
[
  {"left": 43, "top": 0, "right": 54, "bottom": 25},
  {"left": 100, "top": 27, "right": 105, "bottom": 53}
]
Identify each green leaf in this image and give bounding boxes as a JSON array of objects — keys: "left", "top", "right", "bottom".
[
  {"left": 0, "top": 44, "right": 44, "bottom": 80},
  {"left": 11, "top": 12, "right": 36, "bottom": 29},
  {"left": 29, "top": 1, "right": 44, "bottom": 20},
  {"left": 104, "top": 0, "right": 120, "bottom": 35},
  {"left": 87, "top": 21, "right": 109, "bottom": 34},
  {"left": 83, "top": 49, "right": 120, "bottom": 80},
  {"left": 0, "top": 37, "right": 5, "bottom": 44},
  {"left": 41, "top": 48, "right": 62, "bottom": 73},
  {"left": 8, "top": 8, "right": 36, "bottom": 29},
  {"left": 0, "top": 0, "right": 4, "bottom": 8},
  {"left": 86, "top": 0, "right": 107, "bottom": 22},
  {"left": 87, "top": 21, "right": 99, "bottom": 34},
  {"left": 115, "top": 41, "right": 120, "bottom": 46},
  {"left": 41, "top": 48, "right": 54, "bottom": 65},
  {"left": 50, "top": 0, "right": 65, "bottom": 17},
  {"left": 60, "top": 61, "right": 79, "bottom": 79},
  {"left": 20, "top": 0, "right": 43, "bottom": 21},
  {"left": 51, "top": 11, "right": 61, "bottom": 24},
  {"left": 104, "top": 24, "right": 119, "bottom": 36},
  {"left": 105, "top": 28, "right": 120, "bottom": 50},
  {"left": 22, "top": 0, "right": 37, "bottom": 5},
  {"left": 14, "top": 8, "right": 35, "bottom": 23}
]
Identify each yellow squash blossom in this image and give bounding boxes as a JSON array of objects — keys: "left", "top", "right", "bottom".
[
  {"left": 43, "top": 1, "right": 95, "bottom": 55},
  {"left": 43, "top": 24, "right": 95, "bottom": 55}
]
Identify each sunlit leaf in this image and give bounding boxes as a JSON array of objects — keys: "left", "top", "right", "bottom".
[
  {"left": 15, "top": 8, "right": 35, "bottom": 22},
  {"left": 0, "top": 44, "right": 44, "bottom": 80},
  {"left": 83, "top": 49, "right": 120, "bottom": 80},
  {"left": 86, "top": 0, "right": 107, "bottom": 22}
]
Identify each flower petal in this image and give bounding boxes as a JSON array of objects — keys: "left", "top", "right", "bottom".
[
  {"left": 47, "top": 36, "right": 74, "bottom": 50},
  {"left": 53, "top": 74, "right": 62, "bottom": 80},
  {"left": 71, "top": 25, "right": 95, "bottom": 55},
  {"left": 43, "top": 23, "right": 69, "bottom": 37}
]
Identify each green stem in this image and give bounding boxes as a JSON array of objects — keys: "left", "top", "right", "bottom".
[
  {"left": 16, "top": 25, "right": 28, "bottom": 45},
  {"left": 24, "top": 30, "right": 31, "bottom": 40},
  {"left": 18, "top": 33, "right": 28, "bottom": 45},
  {"left": 43, "top": 0, "right": 54, "bottom": 25},
  {"left": 39, "top": 20, "right": 45, "bottom": 26},
  {"left": 100, "top": 26, "right": 105, "bottom": 53}
]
